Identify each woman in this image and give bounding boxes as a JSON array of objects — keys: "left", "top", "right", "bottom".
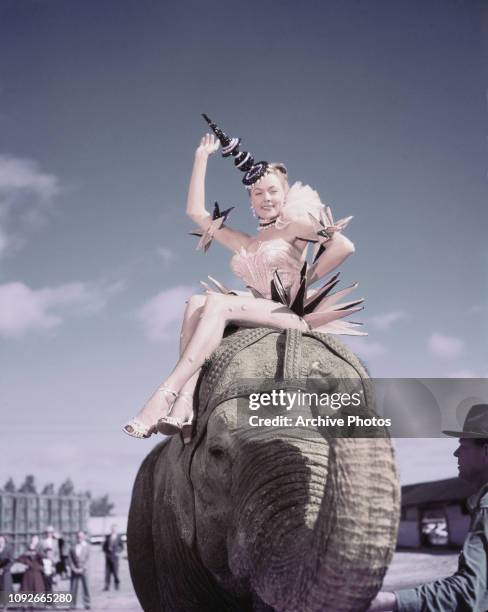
[
  {"left": 123, "top": 116, "right": 364, "bottom": 442},
  {"left": 0, "top": 534, "right": 14, "bottom": 599},
  {"left": 17, "top": 535, "right": 45, "bottom": 594}
]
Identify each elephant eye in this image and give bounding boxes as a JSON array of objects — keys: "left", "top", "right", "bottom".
[{"left": 209, "top": 446, "right": 225, "bottom": 459}]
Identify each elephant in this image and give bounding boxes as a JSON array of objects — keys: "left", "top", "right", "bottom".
[{"left": 128, "top": 327, "right": 400, "bottom": 612}]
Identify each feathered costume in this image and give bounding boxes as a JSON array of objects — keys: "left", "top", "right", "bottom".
[{"left": 193, "top": 181, "right": 366, "bottom": 337}]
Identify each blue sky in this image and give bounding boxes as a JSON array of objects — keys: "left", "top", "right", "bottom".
[{"left": 0, "top": 0, "right": 486, "bottom": 513}]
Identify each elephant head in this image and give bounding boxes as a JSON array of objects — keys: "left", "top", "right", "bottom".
[{"left": 128, "top": 328, "right": 400, "bottom": 612}]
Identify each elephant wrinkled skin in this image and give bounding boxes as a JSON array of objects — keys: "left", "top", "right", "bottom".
[{"left": 128, "top": 328, "right": 400, "bottom": 612}]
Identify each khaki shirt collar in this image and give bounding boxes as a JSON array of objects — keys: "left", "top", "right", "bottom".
[{"left": 467, "top": 481, "right": 488, "bottom": 513}]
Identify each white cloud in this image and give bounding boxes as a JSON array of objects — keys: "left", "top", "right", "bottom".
[
  {"left": 0, "top": 155, "right": 60, "bottom": 258},
  {"left": 0, "top": 155, "right": 59, "bottom": 199},
  {"left": 446, "top": 369, "right": 488, "bottom": 379},
  {"left": 343, "top": 337, "right": 388, "bottom": 358},
  {"left": 368, "top": 310, "right": 409, "bottom": 330},
  {"left": 0, "top": 280, "right": 123, "bottom": 339},
  {"left": 353, "top": 340, "right": 388, "bottom": 358},
  {"left": 468, "top": 304, "right": 487, "bottom": 315},
  {"left": 136, "top": 285, "right": 195, "bottom": 342},
  {"left": 156, "top": 246, "right": 175, "bottom": 266},
  {"left": 446, "top": 369, "right": 478, "bottom": 378},
  {"left": 428, "top": 332, "right": 465, "bottom": 359}
]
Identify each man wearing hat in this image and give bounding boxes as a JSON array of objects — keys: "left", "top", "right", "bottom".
[{"left": 369, "top": 403, "right": 488, "bottom": 611}]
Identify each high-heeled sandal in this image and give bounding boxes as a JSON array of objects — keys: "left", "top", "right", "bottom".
[
  {"left": 122, "top": 385, "right": 178, "bottom": 439},
  {"left": 157, "top": 392, "right": 194, "bottom": 440}
]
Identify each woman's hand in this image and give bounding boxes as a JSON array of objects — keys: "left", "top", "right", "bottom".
[{"left": 195, "top": 133, "right": 220, "bottom": 158}]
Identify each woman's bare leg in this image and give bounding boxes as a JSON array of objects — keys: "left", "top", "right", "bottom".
[
  {"left": 167, "top": 295, "right": 205, "bottom": 422},
  {"left": 163, "top": 293, "right": 308, "bottom": 392},
  {"left": 134, "top": 293, "right": 308, "bottom": 431},
  {"left": 132, "top": 294, "right": 206, "bottom": 429}
]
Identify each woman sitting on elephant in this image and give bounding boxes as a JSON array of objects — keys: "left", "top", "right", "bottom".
[{"left": 123, "top": 115, "right": 365, "bottom": 442}]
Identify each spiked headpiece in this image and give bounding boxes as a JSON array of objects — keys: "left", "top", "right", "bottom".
[{"left": 202, "top": 114, "right": 270, "bottom": 187}]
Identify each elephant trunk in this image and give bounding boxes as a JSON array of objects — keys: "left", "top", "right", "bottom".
[{"left": 229, "top": 432, "right": 399, "bottom": 612}]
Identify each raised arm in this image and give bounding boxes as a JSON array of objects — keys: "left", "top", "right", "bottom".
[
  {"left": 186, "top": 134, "right": 251, "bottom": 252},
  {"left": 185, "top": 136, "right": 214, "bottom": 225},
  {"left": 306, "top": 231, "right": 355, "bottom": 285},
  {"left": 283, "top": 215, "right": 355, "bottom": 285}
]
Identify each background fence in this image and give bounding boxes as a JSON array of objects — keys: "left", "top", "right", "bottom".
[{"left": 0, "top": 491, "right": 89, "bottom": 555}]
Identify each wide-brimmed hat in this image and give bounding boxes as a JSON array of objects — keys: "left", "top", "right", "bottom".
[{"left": 443, "top": 403, "right": 488, "bottom": 438}]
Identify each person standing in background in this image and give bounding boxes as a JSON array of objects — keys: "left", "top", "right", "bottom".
[
  {"left": 56, "top": 533, "right": 68, "bottom": 579},
  {"left": 102, "top": 525, "right": 124, "bottom": 591},
  {"left": 42, "top": 548, "right": 56, "bottom": 593},
  {"left": 69, "top": 531, "right": 90, "bottom": 610},
  {"left": 41, "top": 526, "right": 59, "bottom": 590},
  {"left": 41, "top": 526, "right": 59, "bottom": 564},
  {"left": 0, "top": 535, "right": 13, "bottom": 610},
  {"left": 17, "top": 535, "right": 45, "bottom": 595}
]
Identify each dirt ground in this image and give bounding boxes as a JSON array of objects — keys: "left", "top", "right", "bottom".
[
  {"left": 86, "top": 547, "right": 459, "bottom": 611},
  {"left": 44, "top": 546, "right": 139, "bottom": 611},
  {"left": 383, "top": 548, "right": 459, "bottom": 592},
  {"left": 36, "top": 546, "right": 459, "bottom": 611}
]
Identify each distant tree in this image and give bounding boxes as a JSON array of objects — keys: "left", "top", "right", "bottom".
[
  {"left": 58, "top": 478, "right": 75, "bottom": 496},
  {"left": 3, "top": 478, "right": 15, "bottom": 492},
  {"left": 89, "top": 494, "right": 115, "bottom": 517},
  {"left": 41, "top": 483, "right": 55, "bottom": 495},
  {"left": 18, "top": 475, "right": 37, "bottom": 494}
]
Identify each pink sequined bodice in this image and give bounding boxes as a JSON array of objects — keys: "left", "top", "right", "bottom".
[{"left": 230, "top": 239, "right": 303, "bottom": 299}]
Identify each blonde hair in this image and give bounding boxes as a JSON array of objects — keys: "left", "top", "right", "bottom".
[{"left": 247, "top": 162, "right": 289, "bottom": 192}]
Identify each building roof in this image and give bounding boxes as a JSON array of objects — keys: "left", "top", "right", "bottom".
[
  {"left": 401, "top": 477, "right": 474, "bottom": 508},
  {"left": 88, "top": 515, "right": 127, "bottom": 536}
]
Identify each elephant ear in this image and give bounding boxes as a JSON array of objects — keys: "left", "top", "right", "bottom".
[
  {"left": 305, "top": 330, "right": 375, "bottom": 408},
  {"left": 128, "top": 443, "right": 166, "bottom": 612},
  {"left": 157, "top": 436, "right": 197, "bottom": 548}
]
